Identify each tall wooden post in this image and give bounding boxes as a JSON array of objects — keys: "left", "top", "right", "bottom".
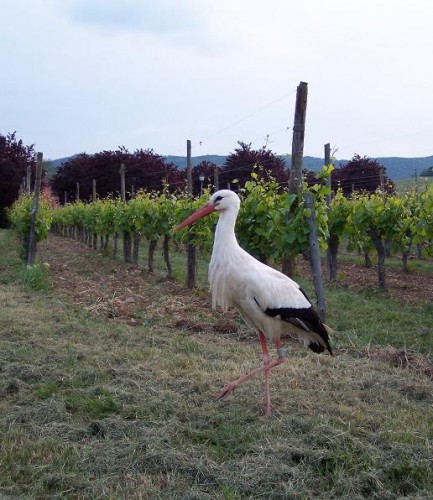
[
  {"left": 186, "top": 140, "right": 192, "bottom": 195},
  {"left": 19, "top": 176, "right": 26, "bottom": 197},
  {"left": 119, "top": 163, "right": 131, "bottom": 262},
  {"left": 120, "top": 163, "right": 126, "bottom": 202},
  {"left": 304, "top": 193, "right": 326, "bottom": 322},
  {"left": 213, "top": 166, "right": 219, "bottom": 191},
  {"left": 282, "top": 81, "right": 308, "bottom": 277},
  {"left": 325, "top": 143, "right": 338, "bottom": 281},
  {"left": 92, "top": 179, "right": 97, "bottom": 202},
  {"left": 288, "top": 81, "right": 308, "bottom": 195},
  {"left": 27, "top": 152, "right": 43, "bottom": 265},
  {"left": 325, "top": 143, "right": 331, "bottom": 207},
  {"left": 26, "top": 166, "right": 31, "bottom": 194},
  {"left": 379, "top": 167, "right": 385, "bottom": 192},
  {"left": 186, "top": 139, "right": 196, "bottom": 288}
]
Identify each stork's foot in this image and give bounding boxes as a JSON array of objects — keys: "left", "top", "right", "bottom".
[
  {"left": 217, "top": 381, "right": 238, "bottom": 400},
  {"left": 216, "top": 357, "right": 286, "bottom": 403},
  {"left": 217, "top": 377, "right": 243, "bottom": 400},
  {"left": 216, "top": 363, "right": 268, "bottom": 401}
]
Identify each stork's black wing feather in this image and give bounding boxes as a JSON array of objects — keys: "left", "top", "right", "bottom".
[{"left": 264, "top": 301, "right": 333, "bottom": 355}]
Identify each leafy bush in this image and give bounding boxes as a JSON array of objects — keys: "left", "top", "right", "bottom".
[{"left": 8, "top": 194, "right": 53, "bottom": 259}]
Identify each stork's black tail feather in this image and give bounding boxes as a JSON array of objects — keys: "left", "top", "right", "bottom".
[{"left": 265, "top": 304, "right": 332, "bottom": 355}]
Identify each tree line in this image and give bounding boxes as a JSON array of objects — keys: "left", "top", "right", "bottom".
[{"left": 1, "top": 131, "right": 395, "bottom": 227}]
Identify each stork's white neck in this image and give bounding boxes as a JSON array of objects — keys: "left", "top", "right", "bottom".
[
  {"left": 209, "top": 203, "right": 242, "bottom": 311},
  {"left": 213, "top": 205, "right": 240, "bottom": 253}
]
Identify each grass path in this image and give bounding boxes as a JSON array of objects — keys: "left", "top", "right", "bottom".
[{"left": 1, "top": 231, "right": 432, "bottom": 498}]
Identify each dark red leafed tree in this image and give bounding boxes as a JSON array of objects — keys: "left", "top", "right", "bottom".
[
  {"left": 0, "top": 132, "right": 36, "bottom": 226},
  {"left": 127, "top": 149, "right": 184, "bottom": 193},
  {"left": 162, "top": 161, "right": 186, "bottom": 192},
  {"left": 50, "top": 153, "right": 93, "bottom": 202},
  {"left": 331, "top": 154, "right": 394, "bottom": 196},
  {"left": 50, "top": 147, "right": 184, "bottom": 201},
  {"left": 219, "top": 142, "right": 288, "bottom": 189}
]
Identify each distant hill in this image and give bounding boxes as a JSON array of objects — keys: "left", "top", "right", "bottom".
[
  {"left": 44, "top": 155, "right": 78, "bottom": 178},
  {"left": 165, "top": 154, "right": 433, "bottom": 181},
  {"left": 145, "top": 154, "right": 433, "bottom": 181},
  {"left": 374, "top": 156, "right": 433, "bottom": 180},
  {"left": 49, "top": 153, "right": 433, "bottom": 181}
]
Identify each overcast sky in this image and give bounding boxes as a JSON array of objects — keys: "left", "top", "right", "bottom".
[{"left": 1, "top": 0, "right": 433, "bottom": 163}]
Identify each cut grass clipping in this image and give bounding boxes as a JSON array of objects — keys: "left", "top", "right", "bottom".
[{"left": 0, "top": 230, "right": 432, "bottom": 498}]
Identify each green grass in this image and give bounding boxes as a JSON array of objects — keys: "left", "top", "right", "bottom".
[
  {"left": 337, "top": 247, "right": 433, "bottom": 274},
  {"left": 18, "top": 263, "right": 52, "bottom": 291},
  {"left": 319, "top": 285, "right": 432, "bottom": 354},
  {"left": 128, "top": 234, "right": 433, "bottom": 356},
  {"left": 64, "top": 388, "right": 119, "bottom": 416},
  {"left": 1, "top": 229, "right": 432, "bottom": 498},
  {"left": 0, "top": 230, "right": 52, "bottom": 290}
]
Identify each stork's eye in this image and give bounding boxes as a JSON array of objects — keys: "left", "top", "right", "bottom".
[{"left": 214, "top": 195, "right": 223, "bottom": 203}]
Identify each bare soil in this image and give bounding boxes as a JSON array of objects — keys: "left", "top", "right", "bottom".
[
  {"left": 2, "top": 234, "right": 432, "bottom": 498},
  {"left": 297, "top": 256, "right": 433, "bottom": 305},
  {"left": 42, "top": 237, "right": 222, "bottom": 328},
  {"left": 43, "top": 237, "right": 432, "bottom": 325},
  {"left": 41, "top": 236, "right": 433, "bottom": 381}
]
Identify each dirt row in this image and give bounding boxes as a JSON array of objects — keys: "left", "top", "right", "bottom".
[{"left": 38, "top": 237, "right": 433, "bottom": 382}]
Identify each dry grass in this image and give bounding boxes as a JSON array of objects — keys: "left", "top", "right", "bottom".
[{"left": 1, "top": 231, "right": 432, "bottom": 498}]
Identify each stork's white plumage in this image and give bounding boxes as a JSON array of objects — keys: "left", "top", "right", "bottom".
[{"left": 175, "top": 189, "right": 332, "bottom": 416}]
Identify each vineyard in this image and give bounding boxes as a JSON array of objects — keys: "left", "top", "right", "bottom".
[
  {"left": 2, "top": 171, "right": 433, "bottom": 498},
  {"left": 9, "top": 169, "right": 433, "bottom": 291}
]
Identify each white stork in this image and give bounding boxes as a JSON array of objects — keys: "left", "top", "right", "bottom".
[{"left": 175, "top": 189, "right": 332, "bottom": 416}]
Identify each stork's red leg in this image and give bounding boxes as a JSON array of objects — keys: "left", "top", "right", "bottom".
[
  {"left": 258, "top": 331, "right": 272, "bottom": 416},
  {"left": 217, "top": 331, "right": 285, "bottom": 416}
]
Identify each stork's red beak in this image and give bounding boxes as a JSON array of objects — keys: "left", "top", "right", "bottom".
[{"left": 174, "top": 202, "right": 215, "bottom": 231}]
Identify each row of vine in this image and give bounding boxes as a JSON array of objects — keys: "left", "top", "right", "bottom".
[{"left": 9, "top": 168, "right": 433, "bottom": 289}]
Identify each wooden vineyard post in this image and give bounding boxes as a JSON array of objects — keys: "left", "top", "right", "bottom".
[
  {"left": 27, "top": 152, "right": 43, "bottom": 266},
  {"left": 325, "top": 143, "right": 331, "bottom": 207},
  {"left": 380, "top": 167, "right": 392, "bottom": 258},
  {"left": 19, "top": 176, "right": 26, "bottom": 197},
  {"left": 282, "top": 81, "right": 308, "bottom": 278},
  {"left": 379, "top": 167, "right": 385, "bottom": 193},
  {"left": 119, "top": 163, "right": 131, "bottom": 263},
  {"left": 120, "top": 163, "right": 126, "bottom": 202},
  {"left": 304, "top": 192, "right": 326, "bottom": 322},
  {"left": 186, "top": 140, "right": 193, "bottom": 195},
  {"left": 288, "top": 82, "right": 308, "bottom": 195},
  {"left": 186, "top": 139, "right": 196, "bottom": 289},
  {"left": 325, "top": 143, "right": 338, "bottom": 281},
  {"left": 26, "top": 165, "right": 31, "bottom": 194},
  {"left": 213, "top": 166, "right": 219, "bottom": 191},
  {"left": 87, "top": 180, "right": 97, "bottom": 249}
]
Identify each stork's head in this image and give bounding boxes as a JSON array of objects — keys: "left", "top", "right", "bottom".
[
  {"left": 174, "top": 189, "right": 240, "bottom": 231},
  {"left": 209, "top": 189, "right": 241, "bottom": 212}
]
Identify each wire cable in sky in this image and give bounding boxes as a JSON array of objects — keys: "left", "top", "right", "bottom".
[{"left": 199, "top": 89, "right": 297, "bottom": 145}]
